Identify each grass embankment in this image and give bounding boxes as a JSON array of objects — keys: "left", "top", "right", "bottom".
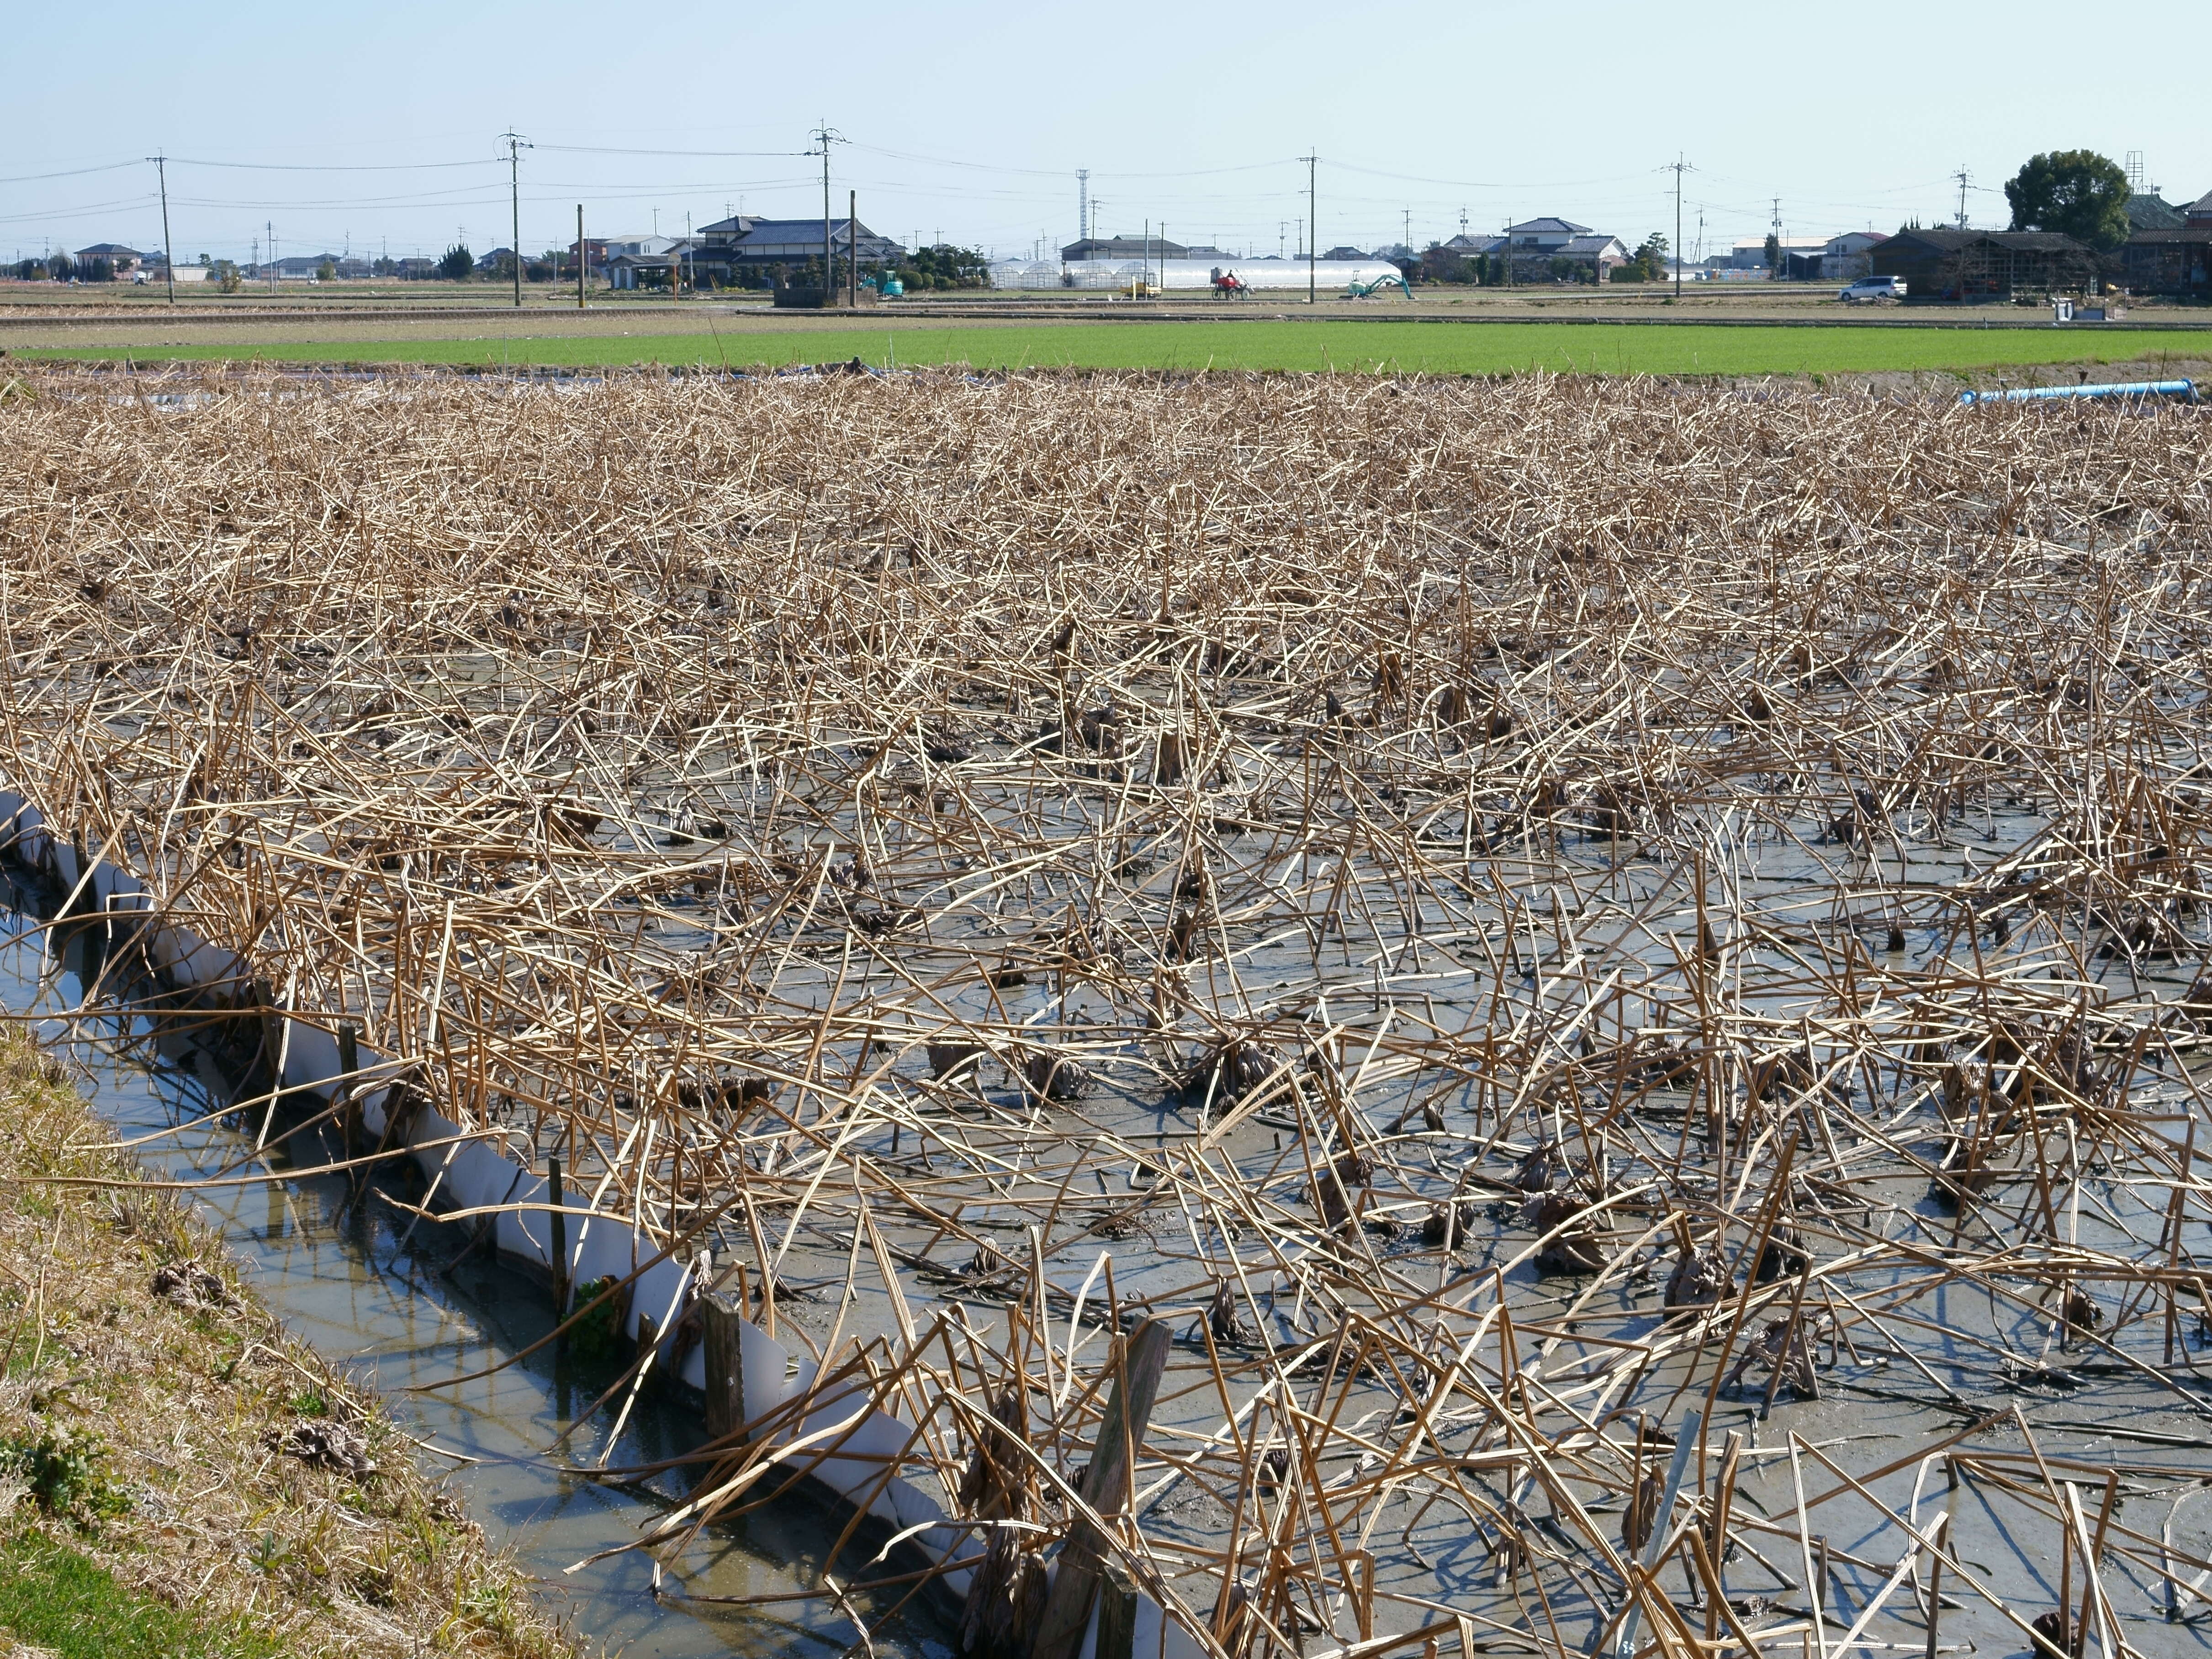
[
  {"left": 0, "top": 1035, "right": 571, "bottom": 1659},
  {"left": 16, "top": 318, "right": 2212, "bottom": 378}
]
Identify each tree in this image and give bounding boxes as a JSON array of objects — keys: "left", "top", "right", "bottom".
[
  {"left": 1762, "top": 232, "right": 1780, "bottom": 270},
  {"left": 85, "top": 256, "right": 113, "bottom": 283},
  {"left": 894, "top": 244, "right": 990, "bottom": 291},
  {"left": 315, "top": 258, "right": 337, "bottom": 283},
  {"left": 48, "top": 253, "right": 73, "bottom": 282},
  {"left": 1633, "top": 233, "right": 1670, "bottom": 281},
  {"left": 436, "top": 243, "right": 473, "bottom": 282},
  {"left": 2005, "top": 150, "right": 2131, "bottom": 251}
]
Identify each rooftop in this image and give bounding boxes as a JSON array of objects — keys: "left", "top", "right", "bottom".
[{"left": 1885, "top": 227, "right": 2087, "bottom": 251}]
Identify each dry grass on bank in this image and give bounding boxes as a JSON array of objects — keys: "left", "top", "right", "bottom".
[{"left": 0, "top": 1033, "right": 572, "bottom": 1659}]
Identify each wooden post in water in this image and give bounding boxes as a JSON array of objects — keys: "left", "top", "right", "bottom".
[
  {"left": 337, "top": 1024, "right": 362, "bottom": 1179},
  {"left": 701, "top": 1288, "right": 746, "bottom": 1443},
  {"left": 1030, "top": 1318, "right": 1171, "bottom": 1659},
  {"left": 1094, "top": 1563, "right": 1137, "bottom": 1659},
  {"left": 548, "top": 1155, "right": 568, "bottom": 1319}
]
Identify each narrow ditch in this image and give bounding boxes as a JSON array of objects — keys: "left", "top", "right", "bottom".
[{"left": 4, "top": 865, "right": 951, "bottom": 1659}]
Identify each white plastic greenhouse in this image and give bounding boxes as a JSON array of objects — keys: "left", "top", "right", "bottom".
[{"left": 986, "top": 257, "right": 1407, "bottom": 294}]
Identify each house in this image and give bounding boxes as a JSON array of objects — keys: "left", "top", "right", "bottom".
[
  {"left": 1430, "top": 222, "right": 1629, "bottom": 280},
  {"left": 596, "top": 234, "right": 684, "bottom": 290},
  {"left": 1061, "top": 235, "right": 1189, "bottom": 261},
  {"left": 395, "top": 257, "right": 438, "bottom": 280},
  {"left": 725, "top": 218, "right": 903, "bottom": 265},
  {"left": 73, "top": 243, "right": 148, "bottom": 275},
  {"left": 1504, "top": 218, "right": 1592, "bottom": 254},
  {"left": 1769, "top": 234, "right": 1876, "bottom": 283},
  {"left": 2120, "top": 227, "right": 2212, "bottom": 297},
  {"left": 1778, "top": 236, "right": 1885, "bottom": 282},
  {"left": 1817, "top": 231, "right": 1888, "bottom": 280},
  {"left": 474, "top": 247, "right": 519, "bottom": 276},
  {"left": 262, "top": 254, "right": 348, "bottom": 280},
  {"left": 2186, "top": 190, "right": 2212, "bottom": 227},
  {"left": 1560, "top": 233, "right": 1631, "bottom": 277},
  {"left": 2127, "top": 194, "right": 2185, "bottom": 232},
  {"left": 1869, "top": 229, "right": 2096, "bottom": 300},
  {"left": 689, "top": 218, "right": 906, "bottom": 286},
  {"left": 1726, "top": 236, "right": 1826, "bottom": 272},
  {"left": 605, "top": 240, "right": 695, "bottom": 290}
]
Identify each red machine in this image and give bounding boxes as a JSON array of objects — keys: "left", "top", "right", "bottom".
[{"left": 1210, "top": 267, "right": 1251, "bottom": 299}]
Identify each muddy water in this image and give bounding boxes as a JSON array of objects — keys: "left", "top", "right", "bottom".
[{"left": 5, "top": 889, "right": 950, "bottom": 1659}]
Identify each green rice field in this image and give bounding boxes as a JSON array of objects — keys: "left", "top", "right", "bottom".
[{"left": 18, "top": 318, "right": 2212, "bottom": 378}]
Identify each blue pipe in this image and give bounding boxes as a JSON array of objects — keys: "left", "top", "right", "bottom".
[{"left": 1959, "top": 379, "right": 2197, "bottom": 406}]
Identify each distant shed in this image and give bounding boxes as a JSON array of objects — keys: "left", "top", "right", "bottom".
[
  {"left": 2121, "top": 227, "right": 2212, "bottom": 297},
  {"left": 1869, "top": 229, "right": 2096, "bottom": 299}
]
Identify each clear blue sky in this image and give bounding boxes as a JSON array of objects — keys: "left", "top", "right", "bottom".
[{"left": 6, "top": 2, "right": 2203, "bottom": 265}]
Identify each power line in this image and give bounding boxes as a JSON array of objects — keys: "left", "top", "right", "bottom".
[
  {"left": 0, "top": 160, "right": 142, "bottom": 185},
  {"left": 162, "top": 156, "right": 499, "bottom": 172},
  {"left": 535, "top": 143, "right": 808, "bottom": 159}
]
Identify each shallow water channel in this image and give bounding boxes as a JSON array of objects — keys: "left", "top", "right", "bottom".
[{"left": 7, "top": 883, "right": 950, "bottom": 1659}]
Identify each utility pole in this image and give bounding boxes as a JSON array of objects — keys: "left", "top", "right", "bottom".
[
  {"left": 267, "top": 221, "right": 276, "bottom": 295},
  {"left": 501, "top": 129, "right": 530, "bottom": 308},
  {"left": 1403, "top": 205, "right": 1411, "bottom": 254},
  {"left": 848, "top": 189, "right": 858, "bottom": 305},
  {"left": 576, "top": 204, "right": 586, "bottom": 309},
  {"left": 150, "top": 153, "right": 175, "bottom": 306},
  {"left": 1953, "top": 166, "right": 1970, "bottom": 230},
  {"left": 1769, "top": 197, "right": 1783, "bottom": 279},
  {"left": 811, "top": 123, "right": 843, "bottom": 305},
  {"left": 1301, "top": 153, "right": 1317, "bottom": 304},
  {"left": 1667, "top": 153, "right": 1688, "bottom": 300},
  {"left": 1077, "top": 169, "right": 1090, "bottom": 243}
]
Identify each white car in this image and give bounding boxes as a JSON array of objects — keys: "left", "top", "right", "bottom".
[{"left": 1839, "top": 275, "right": 1906, "bottom": 302}]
